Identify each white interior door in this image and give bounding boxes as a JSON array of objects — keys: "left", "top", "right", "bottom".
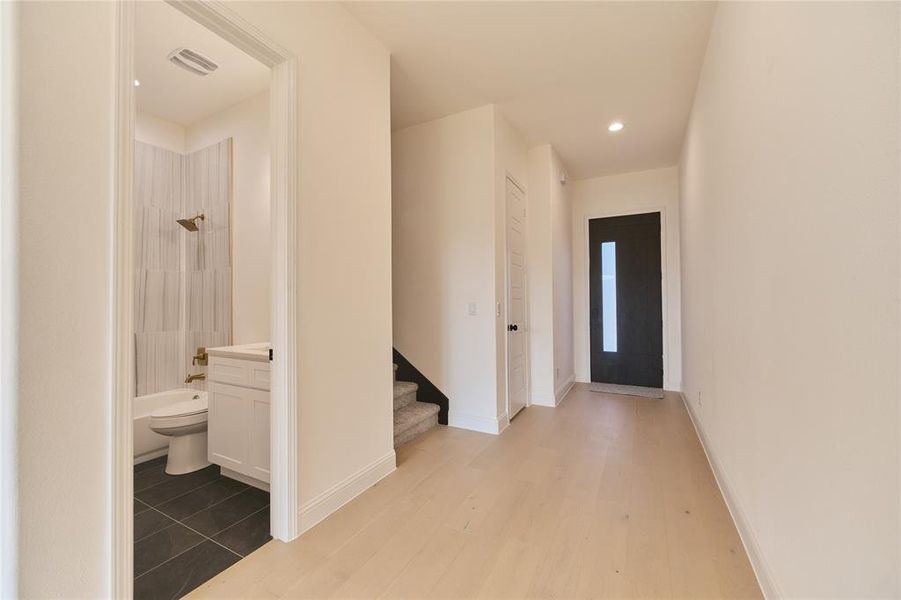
[{"left": 506, "top": 177, "right": 528, "bottom": 419}]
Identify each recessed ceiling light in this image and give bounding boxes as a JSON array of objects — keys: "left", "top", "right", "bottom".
[
  {"left": 608, "top": 121, "right": 624, "bottom": 133},
  {"left": 133, "top": 79, "right": 141, "bottom": 87}
]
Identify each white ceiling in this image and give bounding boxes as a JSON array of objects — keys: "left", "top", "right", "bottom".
[
  {"left": 135, "top": 1, "right": 269, "bottom": 126},
  {"left": 344, "top": 1, "right": 717, "bottom": 179}
]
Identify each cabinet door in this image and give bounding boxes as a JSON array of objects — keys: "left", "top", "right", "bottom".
[
  {"left": 248, "top": 388, "right": 271, "bottom": 483},
  {"left": 208, "top": 382, "right": 251, "bottom": 472}
]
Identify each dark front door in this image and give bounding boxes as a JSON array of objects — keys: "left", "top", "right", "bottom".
[{"left": 589, "top": 212, "right": 663, "bottom": 388}]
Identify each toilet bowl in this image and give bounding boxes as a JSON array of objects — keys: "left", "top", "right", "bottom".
[{"left": 149, "top": 391, "right": 210, "bottom": 475}]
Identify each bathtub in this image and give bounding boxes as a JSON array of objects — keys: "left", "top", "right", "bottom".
[{"left": 134, "top": 388, "right": 204, "bottom": 465}]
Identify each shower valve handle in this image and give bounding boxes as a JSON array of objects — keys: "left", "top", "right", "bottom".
[{"left": 192, "top": 347, "right": 208, "bottom": 366}]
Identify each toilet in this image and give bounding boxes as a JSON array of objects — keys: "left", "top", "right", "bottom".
[{"left": 149, "top": 391, "right": 210, "bottom": 475}]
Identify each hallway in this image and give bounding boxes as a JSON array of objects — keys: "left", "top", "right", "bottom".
[{"left": 188, "top": 385, "right": 761, "bottom": 599}]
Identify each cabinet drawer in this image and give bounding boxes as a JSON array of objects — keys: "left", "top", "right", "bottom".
[{"left": 208, "top": 356, "right": 270, "bottom": 391}]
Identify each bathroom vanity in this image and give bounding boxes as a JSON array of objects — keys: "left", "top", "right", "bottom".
[{"left": 206, "top": 342, "right": 271, "bottom": 490}]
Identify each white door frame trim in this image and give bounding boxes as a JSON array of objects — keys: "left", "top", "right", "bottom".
[
  {"left": 112, "top": 2, "right": 299, "bottom": 596},
  {"left": 0, "top": 1, "right": 18, "bottom": 596},
  {"left": 580, "top": 207, "right": 671, "bottom": 389},
  {"left": 503, "top": 174, "right": 530, "bottom": 424}
]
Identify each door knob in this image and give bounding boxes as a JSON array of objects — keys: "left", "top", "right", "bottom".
[{"left": 508, "top": 324, "right": 518, "bottom": 331}]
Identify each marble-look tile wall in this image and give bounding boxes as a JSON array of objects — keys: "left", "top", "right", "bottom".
[
  {"left": 134, "top": 139, "right": 232, "bottom": 396},
  {"left": 184, "top": 140, "right": 232, "bottom": 388}
]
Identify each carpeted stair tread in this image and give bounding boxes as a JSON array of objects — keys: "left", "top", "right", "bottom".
[
  {"left": 393, "top": 380, "right": 417, "bottom": 398},
  {"left": 393, "top": 381, "right": 418, "bottom": 410},
  {"left": 394, "top": 400, "right": 438, "bottom": 430},
  {"left": 389, "top": 363, "right": 440, "bottom": 446},
  {"left": 393, "top": 401, "right": 440, "bottom": 447}
]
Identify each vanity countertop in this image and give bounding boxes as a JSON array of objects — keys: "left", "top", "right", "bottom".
[{"left": 207, "top": 342, "right": 271, "bottom": 362}]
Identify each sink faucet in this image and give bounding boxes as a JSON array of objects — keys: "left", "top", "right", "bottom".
[{"left": 185, "top": 372, "right": 206, "bottom": 384}]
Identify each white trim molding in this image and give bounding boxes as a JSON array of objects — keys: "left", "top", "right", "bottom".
[
  {"left": 0, "top": 1, "right": 19, "bottom": 596},
  {"left": 449, "top": 410, "right": 510, "bottom": 435},
  {"left": 266, "top": 56, "right": 299, "bottom": 543},
  {"left": 680, "top": 393, "right": 780, "bottom": 599},
  {"left": 297, "top": 451, "right": 396, "bottom": 534},
  {"left": 111, "top": 3, "right": 135, "bottom": 597}
]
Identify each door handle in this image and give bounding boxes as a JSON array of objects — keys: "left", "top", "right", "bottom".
[{"left": 508, "top": 324, "right": 518, "bottom": 332}]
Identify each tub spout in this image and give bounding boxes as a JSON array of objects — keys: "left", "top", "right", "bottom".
[{"left": 185, "top": 373, "right": 206, "bottom": 384}]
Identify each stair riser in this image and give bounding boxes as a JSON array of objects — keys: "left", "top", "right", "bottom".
[
  {"left": 394, "top": 413, "right": 439, "bottom": 447},
  {"left": 394, "top": 390, "right": 416, "bottom": 411}
]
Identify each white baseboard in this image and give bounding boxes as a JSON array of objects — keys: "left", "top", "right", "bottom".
[
  {"left": 221, "top": 467, "right": 270, "bottom": 492},
  {"left": 297, "top": 450, "right": 396, "bottom": 535},
  {"left": 496, "top": 412, "right": 510, "bottom": 434},
  {"left": 449, "top": 410, "right": 508, "bottom": 434},
  {"left": 133, "top": 447, "right": 168, "bottom": 466},
  {"left": 531, "top": 375, "right": 575, "bottom": 407},
  {"left": 679, "top": 393, "right": 780, "bottom": 599},
  {"left": 554, "top": 375, "right": 575, "bottom": 405},
  {"left": 664, "top": 379, "right": 682, "bottom": 393},
  {"left": 529, "top": 391, "right": 557, "bottom": 407}
]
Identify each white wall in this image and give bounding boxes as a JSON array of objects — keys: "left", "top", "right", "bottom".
[
  {"left": 16, "top": 2, "right": 116, "bottom": 596},
  {"left": 392, "top": 105, "right": 532, "bottom": 432},
  {"left": 572, "top": 166, "right": 682, "bottom": 391},
  {"left": 527, "top": 144, "right": 574, "bottom": 406},
  {"left": 228, "top": 0, "right": 394, "bottom": 528},
  {"left": 392, "top": 106, "right": 499, "bottom": 432},
  {"left": 680, "top": 3, "right": 899, "bottom": 598},
  {"left": 187, "top": 92, "right": 271, "bottom": 345},
  {"left": 527, "top": 146, "right": 554, "bottom": 405},
  {"left": 135, "top": 111, "right": 185, "bottom": 154},
  {"left": 11, "top": 1, "right": 393, "bottom": 594}
]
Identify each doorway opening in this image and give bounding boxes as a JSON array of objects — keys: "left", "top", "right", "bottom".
[
  {"left": 112, "top": 1, "right": 298, "bottom": 597},
  {"left": 588, "top": 211, "right": 664, "bottom": 395},
  {"left": 131, "top": 0, "right": 274, "bottom": 590}
]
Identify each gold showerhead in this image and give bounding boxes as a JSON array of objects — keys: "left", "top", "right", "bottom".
[{"left": 176, "top": 213, "right": 205, "bottom": 232}]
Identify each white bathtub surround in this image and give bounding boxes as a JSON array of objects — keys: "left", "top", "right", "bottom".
[
  {"left": 149, "top": 391, "right": 209, "bottom": 475},
  {"left": 133, "top": 139, "right": 232, "bottom": 399},
  {"left": 207, "top": 343, "right": 271, "bottom": 489},
  {"left": 134, "top": 142, "right": 185, "bottom": 397}
]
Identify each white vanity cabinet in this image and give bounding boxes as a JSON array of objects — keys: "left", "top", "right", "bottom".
[{"left": 206, "top": 344, "right": 271, "bottom": 488}]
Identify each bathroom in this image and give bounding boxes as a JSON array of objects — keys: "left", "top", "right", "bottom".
[{"left": 130, "top": 2, "right": 273, "bottom": 596}]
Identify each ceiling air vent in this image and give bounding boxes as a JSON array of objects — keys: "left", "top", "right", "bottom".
[{"left": 167, "top": 47, "right": 218, "bottom": 76}]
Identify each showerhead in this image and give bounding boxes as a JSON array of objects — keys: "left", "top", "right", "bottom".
[{"left": 176, "top": 213, "right": 205, "bottom": 232}]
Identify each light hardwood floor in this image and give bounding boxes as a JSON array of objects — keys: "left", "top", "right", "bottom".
[{"left": 188, "top": 384, "right": 762, "bottom": 599}]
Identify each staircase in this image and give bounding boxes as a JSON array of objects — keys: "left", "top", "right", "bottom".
[{"left": 393, "top": 363, "right": 440, "bottom": 447}]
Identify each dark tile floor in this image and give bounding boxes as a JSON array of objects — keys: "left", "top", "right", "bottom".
[{"left": 133, "top": 456, "right": 271, "bottom": 600}]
